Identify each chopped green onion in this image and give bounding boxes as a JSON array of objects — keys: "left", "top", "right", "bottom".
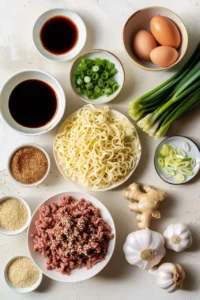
[
  {"left": 87, "top": 69, "right": 93, "bottom": 76},
  {"left": 107, "top": 62, "right": 114, "bottom": 70},
  {"left": 92, "top": 65, "right": 99, "bottom": 72},
  {"left": 74, "top": 57, "right": 119, "bottom": 100},
  {"left": 84, "top": 76, "right": 91, "bottom": 83},
  {"left": 77, "top": 78, "right": 83, "bottom": 85},
  {"left": 112, "top": 83, "right": 119, "bottom": 92},
  {"left": 160, "top": 144, "right": 170, "bottom": 156},
  {"left": 165, "top": 164, "right": 177, "bottom": 171},
  {"left": 94, "top": 86, "right": 101, "bottom": 94},
  {"left": 98, "top": 78, "right": 104, "bottom": 87},
  {"left": 110, "top": 68, "right": 118, "bottom": 76},
  {"left": 101, "top": 72, "right": 109, "bottom": 80},
  {"left": 105, "top": 87, "right": 112, "bottom": 96},
  {"left": 157, "top": 157, "right": 164, "bottom": 167},
  {"left": 79, "top": 64, "right": 88, "bottom": 70},
  {"left": 183, "top": 142, "right": 190, "bottom": 152},
  {"left": 174, "top": 174, "right": 186, "bottom": 183},
  {"left": 103, "top": 81, "right": 109, "bottom": 88},
  {"left": 190, "top": 159, "right": 196, "bottom": 168},
  {"left": 74, "top": 70, "right": 81, "bottom": 76},
  {"left": 177, "top": 168, "right": 193, "bottom": 176},
  {"left": 92, "top": 73, "right": 99, "bottom": 81},
  {"left": 85, "top": 82, "right": 93, "bottom": 90},
  {"left": 108, "top": 78, "right": 116, "bottom": 86}
]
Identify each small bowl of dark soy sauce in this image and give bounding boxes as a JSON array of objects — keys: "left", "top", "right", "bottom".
[
  {"left": 33, "top": 9, "right": 87, "bottom": 62},
  {"left": 0, "top": 69, "right": 66, "bottom": 135}
]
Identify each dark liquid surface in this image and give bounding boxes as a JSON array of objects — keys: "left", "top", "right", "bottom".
[
  {"left": 9, "top": 79, "right": 57, "bottom": 128},
  {"left": 40, "top": 15, "right": 78, "bottom": 55}
]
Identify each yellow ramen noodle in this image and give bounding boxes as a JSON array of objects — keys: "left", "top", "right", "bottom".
[{"left": 54, "top": 105, "right": 140, "bottom": 189}]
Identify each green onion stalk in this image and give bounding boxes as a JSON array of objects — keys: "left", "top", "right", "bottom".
[{"left": 128, "top": 42, "right": 200, "bottom": 138}]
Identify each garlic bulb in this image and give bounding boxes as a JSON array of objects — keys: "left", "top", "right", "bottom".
[
  {"left": 123, "top": 229, "right": 166, "bottom": 270},
  {"left": 149, "top": 262, "right": 185, "bottom": 293},
  {"left": 163, "top": 223, "right": 192, "bottom": 252}
]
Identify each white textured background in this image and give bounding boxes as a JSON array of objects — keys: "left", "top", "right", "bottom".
[{"left": 0, "top": 0, "right": 200, "bottom": 299}]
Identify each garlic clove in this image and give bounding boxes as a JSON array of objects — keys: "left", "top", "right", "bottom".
[
  {"left": 174, "top": 223, "right": 186, "bottom": 235},
  {"left": 157, "top": 278, "right": 173, "bottom": 289}
]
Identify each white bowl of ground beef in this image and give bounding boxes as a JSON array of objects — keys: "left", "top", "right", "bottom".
[
  {"left": 7, "top": 143, "right": 51, "bottom": 187},
  {"left": 28, "top": 192, "right": 116, "bottom": 282}
]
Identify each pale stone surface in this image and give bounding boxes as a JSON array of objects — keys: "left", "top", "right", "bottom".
[{"left": 0, "top": 0, "right": 200, "bottom": 299}]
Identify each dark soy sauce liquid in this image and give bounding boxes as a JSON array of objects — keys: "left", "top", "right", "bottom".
[
  {"left": 40, "top": 15, "right": 78, "bottom": 55},
  {"left": 9, "top": 79, "right": 57, "bottom": 128}
]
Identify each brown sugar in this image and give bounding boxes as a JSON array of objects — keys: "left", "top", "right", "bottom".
[{"left": 10, "top": 147, "right": 48, "bottom": 184}]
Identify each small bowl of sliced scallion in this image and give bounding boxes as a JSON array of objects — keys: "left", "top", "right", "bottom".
[
  {"left": 154, "top": 136, "right": 200, "bottom": 184},
  {"left": 70, "top": 49, "right": 125, "bottom": 104}
]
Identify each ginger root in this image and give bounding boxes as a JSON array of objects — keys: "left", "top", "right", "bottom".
[{"left": 122, "top": 183, "right": 167, "bottom": 229}]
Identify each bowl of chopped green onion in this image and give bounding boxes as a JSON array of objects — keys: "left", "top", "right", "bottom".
[
  {"left": 154, "top": 136, "right": 200, "bottom": 184},
  {"left": 70, "top": 49, "right": 125, "bottom": 104}
]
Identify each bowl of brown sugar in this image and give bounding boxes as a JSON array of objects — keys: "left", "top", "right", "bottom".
[
  {"left": 0, "top": 195, "right": 31, "bottom": 235},
  {"left": 7, "top": 143, "right": 50, "bottom": 187}
]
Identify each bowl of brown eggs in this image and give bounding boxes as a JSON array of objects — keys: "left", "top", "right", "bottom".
[{"left": 123, "top": 6, "right": 188, "bottom": 71}]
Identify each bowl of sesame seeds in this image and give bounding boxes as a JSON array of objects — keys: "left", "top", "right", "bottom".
[
  {"left": 0, "top": 195, "right": 31, "bottom": 236},
  {"left": 4, "top": 255, "right": 43, "bottom": 293},
  {"left": 7, "top": 143, "right": 51, "bottom": 188}
]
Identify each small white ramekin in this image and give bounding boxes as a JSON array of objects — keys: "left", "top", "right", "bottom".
[
  {"left": 4, "top": 255, "right": 43, "bottom": 293},
  {"left": 7, "top": 143, "right": 51, "bottom": 188},
  {"left": 0, "top": 195, "right": 31, "bottom": 236},
  {"left": 33, "top": 8, "right": 87, "bottom": 62}
]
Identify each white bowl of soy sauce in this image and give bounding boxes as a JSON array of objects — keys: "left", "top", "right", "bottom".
[
  {"left": 0, "top": 69, "right": 66, "bottom": 135},
  {"left": 33, "top": 9, "right": 87, "bottom": 62}
]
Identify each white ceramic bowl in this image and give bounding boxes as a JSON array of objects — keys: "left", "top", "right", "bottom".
[
  {"left": 7, "top": 143, "right": 51, "bottom": 188},
  {"left": 154, "top": 136, "right": 200, "bottom": 184},
  {"left": 70, "top": 49, "right": 125, "bottom": 104},
  {"left": 53, "top": 107, "right": 141, "bottom": 191},
  {"left": 123, "top": 6, "right": 188, "bottom": 71},
  {"left": 4, "top": 255, "right": 43, "bottom": 293},
  {"left": 0, "top": 69, "right": 66, "bottom": 135},
  {"left": 0, "top": 195, "right": 31, "bottom": 236},
  {"left": 33, "top": 9, "right": 87, "bottom": 61},
  {"left": 28, "top": 191, "right": 116, "bottom": 282}
]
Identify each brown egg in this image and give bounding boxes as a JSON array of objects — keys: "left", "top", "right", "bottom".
[
  {"left": 150, "top": 16, "right": 181, "bottom": 49},
  {"left": 150, "top": 46, "right": 178, "bottom": 67},
  {"left": 133, "top": 29, "right": 157, "bottom": 60}
]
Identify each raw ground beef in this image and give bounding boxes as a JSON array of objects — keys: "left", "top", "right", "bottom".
[{"left": 31, "top": 196, "right": 114, "bottom": 275}]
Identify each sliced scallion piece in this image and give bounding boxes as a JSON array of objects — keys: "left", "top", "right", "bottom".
[
  {"left": 157, "top": 157, "right": 164, "bottom": 167},
  {"left": 92, "top": 65, "right": 99, "bottom": 72},
  {"left": 84, "top": 76, "right": 91, "bottom": 83},
  {"left": 174, "top": 174, "right": 186, "bottom": 183},
  {"left": 183, "top": 141, "right": 190, "bottom": 152}
]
